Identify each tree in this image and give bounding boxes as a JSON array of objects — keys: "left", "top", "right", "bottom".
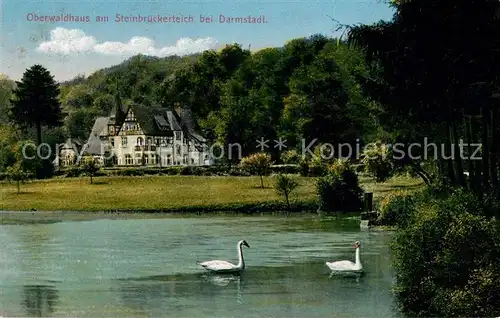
[
  {"left": 316, "top": 160, "right": 364, "bottom": 212},
  {"left": 361, "top": 141, "right": 395, "bottom": 182},
  {"left": 65, "top": 108, "right": 97, "bottom": 140},
  {"left": 240, "top": 153, "right": 272, "bottom": 188},
  {"left": 0, "top": 75, "right": 15, "bottom": 124},
  {"left": 83, "top": 158, "right": 100, "bottom": 184},
  {"left": 274, "top": 174, "right": 299, "bottom": 209},
  {"left": 92, "top": 94, "right": 115, "bottom": 114},
  {"left": 347, "top": 0, "right": 500, "bottom": 191},
  {"left": 9, "top": 64, "right": 64, "bottom": 146},
  {"left": 6, "top": 164, "right": 30, "bottom": 194},
  {"left": 282, "top": 48, "right": 352, "bottom": 147},
  {"left": 0, "top": 125, "right": 17, "bottom": 172}
]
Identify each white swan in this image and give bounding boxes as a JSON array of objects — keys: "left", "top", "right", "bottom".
[
  {"left": 326, "top": 241, "right": 363, "bottom": 273},
  {"left": 199, "top": 240, "right": 250, "bottom": 273}
]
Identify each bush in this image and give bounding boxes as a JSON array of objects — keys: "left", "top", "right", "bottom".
[
  {"left": 377, "top": 191, "right": 416, "bottom": 227},
  {"left": 117, "top": 168, "right": 145, "bottom": 176},
  {"left": 274, "top": 174, "right": 299, "bottom": 208},
  {"left": 280, "top": 150, "right": 301, "bottom": 164},
  {"left": 392, "top": 188, "right": 500, "bottom": 317},
  {"left": 65, "top": 167, "right": 83, "bottom": 178},
  {"left": 316, "top": 161, "right": 364, "bottom": 212},
  {"left": 270, "top": 164, "right": 300, "bottom": 174},
  {"left": 240, "top": 153, "right": 272, "bottom": 188},
  {"left": 82, "top": 159, "right": 100, "bottom": 184},
  {"left": 299, "top": 159, "right": 310, "bottom": 176},
  {"left": 361, "top": 141, "right": 394, "bottom": 182},
  {"left": 38, "top": 160, "right": 55, "bottom": 179}
]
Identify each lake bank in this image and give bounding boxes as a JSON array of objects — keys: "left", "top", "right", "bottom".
[
  {"left": 0, "top": 208, "right": 367, "bottom": 225},
  {"left": 0, "top": 175, "right": 423, "bottom": 214}
]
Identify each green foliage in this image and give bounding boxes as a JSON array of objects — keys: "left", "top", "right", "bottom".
[
  {"left": 6, "top": 163, "right": 31, "bottom": 194},
  {"left": 298, "top": 159, "right": 310, "bottom": 176},
  {"left": 392, "top": 188, "right": 500, "bottom": 317},
  {"left": 0, "top": 75, "right": 15, "bottom": 124},
  {"left": 274, "top": 174, "right": 299, "bottom": 208},
  {"left": 269, "top": 164, "right": 300, "bottom": 174},
  {"left": 82, "top": 158, "right": 100, "bottom": 184},
  {"left": 316, "top": 160, "right": 364, "bottom": 212},
  {"left": 377, "top": 190, "right": 416, "bottom": 227},
  {"left": 361, "top": 141, "right": 394, "bottom": 182},
  {"left": 65, "top": 167, "right": 83, "bottom": 178},
  {"left": 9, "top": 64, "right": 64, "bottom": 145},
  {"left": 65, "top": 108, "right": 98, "bottom": 141},
  {"left": 0, "top": 125, "right": 17, "bottom": 172},
  {"left": 282, "top": 49, "right": 351, "bottom": 146},
  {"left": 240, "top": 153, "right": 273, "bottom": 188},
  {"left": 280, "top": 150, "right": 300, "bottom": 164}
]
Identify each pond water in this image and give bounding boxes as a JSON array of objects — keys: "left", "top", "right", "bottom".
[{"left": 0, "top": 216, "right": 400, "bottom": 317}]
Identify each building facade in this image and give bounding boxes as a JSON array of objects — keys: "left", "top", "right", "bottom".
[
  {"left": 80, "top": 103, "right": 211, "bottom": 167},
  {"left": 56, "top": 138, "right": 84, "bottom": 167}
]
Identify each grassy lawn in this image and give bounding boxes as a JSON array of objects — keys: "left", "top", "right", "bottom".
[{"left": 0, "top": 175, "right": 424, "bottom": 211}]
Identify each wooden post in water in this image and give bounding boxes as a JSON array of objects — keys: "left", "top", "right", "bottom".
[
  {"left": 361, "top": 192, "right": 376, "bottom": 228},
  {"left": 364, "top": 192, "right": 373, "bottom": 212}
]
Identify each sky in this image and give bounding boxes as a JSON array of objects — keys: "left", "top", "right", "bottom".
[{"left": 0, "top": 0, "right": 394, "bottom": 82}]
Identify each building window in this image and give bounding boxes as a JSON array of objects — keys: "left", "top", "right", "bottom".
[
  {"left": 111, "top": 138, "right": 115, "bottom": 147},
  {"left": 122, "top": 137, "right": 128, "bottom": 146},
  {"left": 146, "top": 137, "right": 152, "bottom": 145},
  {"left": 175, "top": 132, "right": 181, "bottom": 140},
  {"left": 176, "top": 145, "right": 181, "bottom": 155},
  {"left": 125, "top": 154, "right": 133, "bottom": 165},
  {"left": 126, "top": 111, "right": 136, "bottom": 121},
  {"left": 191, "top": 158, "right": 195, "bottom": 164},
  {"left": 137, "top": 137, "right": 144, "bottom": 146}
]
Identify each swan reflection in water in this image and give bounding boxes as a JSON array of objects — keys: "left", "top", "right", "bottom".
[
  {"left": 202, "top": 273, "right": 243, "bottom": 304},
  {"left": 328, "top": 271, "right": 364, "bottom": 283}
]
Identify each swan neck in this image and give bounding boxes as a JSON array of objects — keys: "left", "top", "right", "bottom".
[
  {"left": 355, "top": 247, "right": 360, "bottom": 265},
  {"left": 237, "top": 243, "right": 245, "bottom": 268}
]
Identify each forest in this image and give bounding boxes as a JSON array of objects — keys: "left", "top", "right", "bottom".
[{"left": 1, "top": 36, "right": 372, "bottom": 159}]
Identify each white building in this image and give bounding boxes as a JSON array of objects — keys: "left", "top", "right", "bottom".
[
  {"left": 54, "top": 137, "right": 84, "bottom": 168},
  {"left": 82, "top": 103, "right": 211, "bottom": 167}
]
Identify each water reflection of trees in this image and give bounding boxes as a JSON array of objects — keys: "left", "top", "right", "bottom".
[{"left": 21, "top": 285, "right": 59, "bottom": 317}]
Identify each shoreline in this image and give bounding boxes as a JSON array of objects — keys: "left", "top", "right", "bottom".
[{"left": 0, "top": 200, "right": 364, "bottom": 224}]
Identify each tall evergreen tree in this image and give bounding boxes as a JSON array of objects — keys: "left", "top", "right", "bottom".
[{"left": 9, "top": 64, "right": 63, "bottom": 146}]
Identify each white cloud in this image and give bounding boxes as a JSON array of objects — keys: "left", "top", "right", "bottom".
[
  {"left": 37, "top": 27, "right": 218, "bottom": 57},
  {"left": 38, "top": 28, "right": 96, "bottom": 54}
]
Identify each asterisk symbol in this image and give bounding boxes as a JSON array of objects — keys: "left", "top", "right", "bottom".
[
  {"left": 256, "top": 137, "right": 269, "bottom": 151},
  {"left": 274, "top": 137, "right": 287, "bottom": 151}
]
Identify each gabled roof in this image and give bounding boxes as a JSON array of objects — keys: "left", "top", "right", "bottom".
[
  {"left": 83, "top": 117, "right": 109, "bottom": 155},
  {"left": 90, "top": 117, "right": 109, "bottom": 137},
  {"left": 82, "top": 133, "right": 104, "bottom": 155},
  {"left": 178, "top": 107, "right": 206, "bottom": 143},
  {"left": 118, "top": 104, "right": 180, "bottom": 136}
]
